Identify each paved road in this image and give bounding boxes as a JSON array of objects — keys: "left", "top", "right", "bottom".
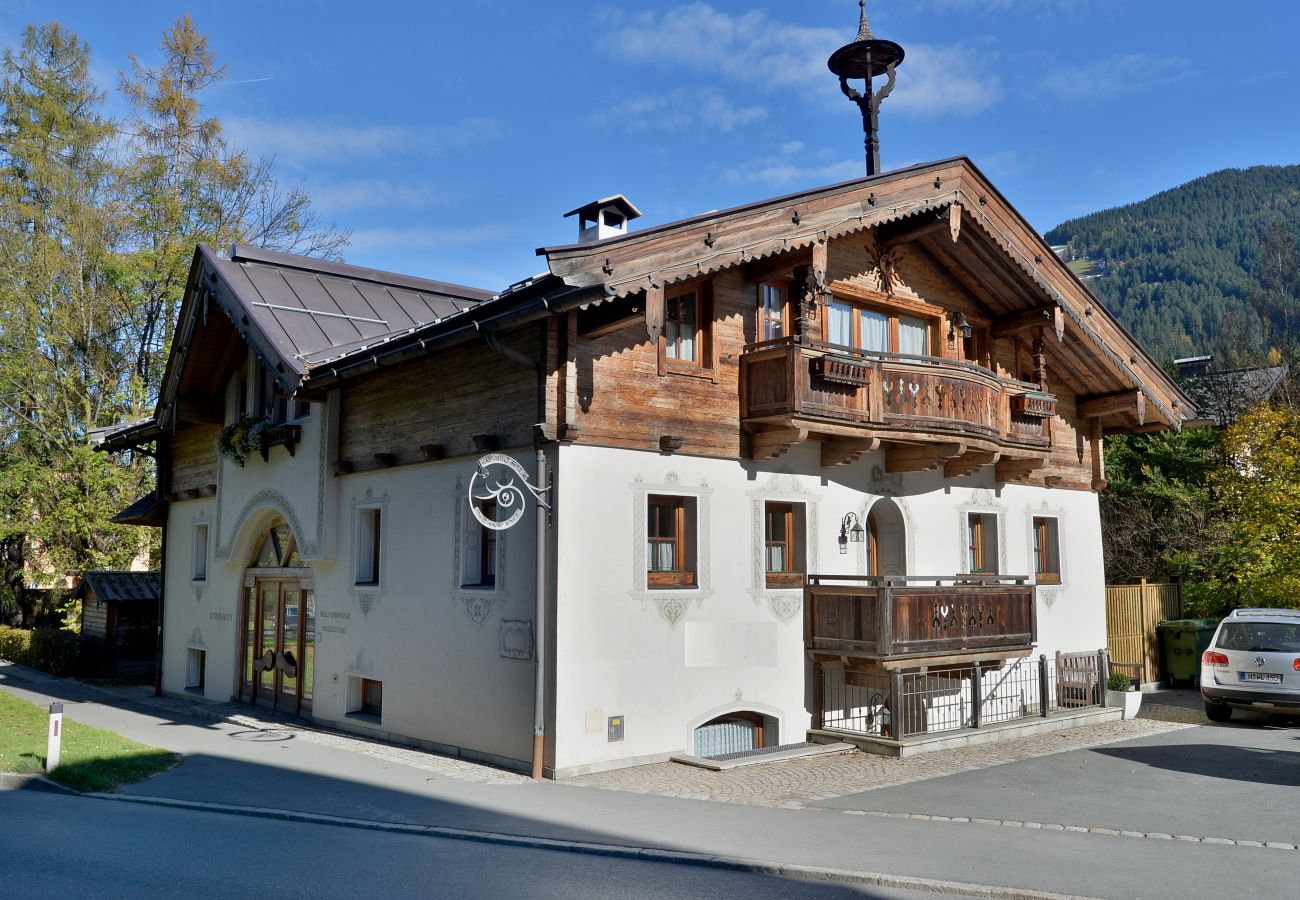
[
  {"left": 3, "top": 665, "right": 1299, "bottom": 899},
  {"left": 0, "top": 791, "right": 958, "bottom": 900}
]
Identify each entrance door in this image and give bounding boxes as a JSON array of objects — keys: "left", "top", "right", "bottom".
[{"left": 241, "top": 579, "right": 314, "bottom": 716}]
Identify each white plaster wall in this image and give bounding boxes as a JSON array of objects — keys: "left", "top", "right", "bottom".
[{"left": 551, "top": 442, "right": 1107, "bottom": 776}]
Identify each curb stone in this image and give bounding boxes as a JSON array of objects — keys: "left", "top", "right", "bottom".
[
  {"left": 0, "top": 772, "right": 78, "bottom": 794},
  {"left": 89, "top": 791, "right": 1096, "bottom": 900}
]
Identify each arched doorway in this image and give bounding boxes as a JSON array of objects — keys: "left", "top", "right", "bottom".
[
  {"left": 238, "top": 520, "right": 314, "bottom": 717},
  {"left": 866, "top": 498, "right": 907, "bottom": 577}
]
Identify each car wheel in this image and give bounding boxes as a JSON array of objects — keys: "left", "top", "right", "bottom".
[{"left": 1204, "top": 701, "right": 1232, "bottom": 722}]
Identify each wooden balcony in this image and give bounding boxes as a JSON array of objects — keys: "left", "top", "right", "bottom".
[
  {"left": 742, "top": 337, "right": 1054, "bottom": 469},
  {"left": 805, "top": 575, "right": 1037, "bottom": 668}
]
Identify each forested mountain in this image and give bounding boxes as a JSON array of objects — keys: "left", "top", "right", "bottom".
[{"left": 1044, "top": 165, "right": 1300, "bottom": 366}]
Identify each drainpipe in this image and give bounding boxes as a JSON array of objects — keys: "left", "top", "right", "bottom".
[{"left": 482, "top": 325, "right": 552, "bottom": 780}]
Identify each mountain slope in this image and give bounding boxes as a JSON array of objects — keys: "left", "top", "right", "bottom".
[{"left": 1044, "top": 165, "right": 1300, "bottom": 365}]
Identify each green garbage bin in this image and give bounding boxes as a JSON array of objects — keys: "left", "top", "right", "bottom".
[{"left": 1157, "top": 618, "right": 1221, "bottom": 687}]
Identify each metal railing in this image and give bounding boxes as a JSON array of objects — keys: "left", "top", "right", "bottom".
[{"left": 817, "top": 651, "right": 1108, "bottom": 740}]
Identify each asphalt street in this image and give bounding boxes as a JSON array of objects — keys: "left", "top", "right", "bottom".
[{"left": 3, "top": 663, "right": 1299, "bottom": 899}]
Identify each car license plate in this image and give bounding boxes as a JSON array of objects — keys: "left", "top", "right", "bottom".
[{"left": 1239, "top": 672, "right": 1282, "bottom": 684}]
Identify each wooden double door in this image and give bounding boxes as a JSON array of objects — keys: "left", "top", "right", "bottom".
[{"left": 241, "top": 578, "right": 314, "bottom": 717}]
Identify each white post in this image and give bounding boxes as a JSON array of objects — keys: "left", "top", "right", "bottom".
[{"left": 46, "top": 702, "right": 63, "bottom": 772}]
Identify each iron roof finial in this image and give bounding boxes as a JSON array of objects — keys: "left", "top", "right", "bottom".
[{"left": 856, "top": 0, "right": 874, "bottom": 41}]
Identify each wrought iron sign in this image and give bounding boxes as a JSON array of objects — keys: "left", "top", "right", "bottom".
[{"left": 468, "top": 453, "right": 550, "bottom": 532}]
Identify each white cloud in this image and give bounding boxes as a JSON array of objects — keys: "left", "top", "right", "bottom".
[
  {"left": 892, "top": 43, "right": 1003, "bottom": 118},
  {"left": 309, "top": 179, "right": 447, "bottom": 215},
  {"left": 223, "top": 116, "right": 502, "bottom": 167},
  {"left": 781, "top": 141, "right": 805, "bottom": 155},
  {"left": 599, "top": 5, "right": 1001, "bottom": 119},
  {"left": 1043, "top": 54, "right": 1192, "bottom": 100},
  {"left": 911, "top": 0, "right": 1102, "bottom": 13},
  {"left": 599, "top": 4, "right": 837, "bottom": 90},
  {"left": 603, "top": 88, "right": 766, "bottom": 133},
  {"left": 345, "top": 224, "right": 516, "bottom": 253},
  {"left": 722, "top": 157, "right": 861, "bottom": 188}
]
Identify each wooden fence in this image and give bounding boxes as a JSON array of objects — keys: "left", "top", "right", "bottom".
[{"left": 1105, "top": 581, "right": 1182, "bottom": 685}]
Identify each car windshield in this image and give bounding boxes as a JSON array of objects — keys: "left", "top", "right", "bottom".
[{"left": 1217, "top": 621, "right": 1300, "bottom": 653}]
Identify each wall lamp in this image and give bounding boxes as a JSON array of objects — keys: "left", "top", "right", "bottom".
[
  {"left": 948, "top": 311, "right": 972, "bottom": 342},
  {"left": 838, "top": 512, "right": 865, "bottom": 555}
]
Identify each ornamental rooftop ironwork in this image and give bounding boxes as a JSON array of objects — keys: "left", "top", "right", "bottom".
[{"left": 828, "top": 1, "right": 906, "bottom": 177}]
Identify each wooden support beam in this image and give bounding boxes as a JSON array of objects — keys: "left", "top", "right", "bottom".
[
  {"left": 749, "top": 427, "right": 807, "bottom": 461},
  {"left": 949, "top": 203, "right": 962, "bottom": 243},
  {"left": 944, "top": 449, "right": 999, "bottom": 479},
  {"left": 991, "top": 306, "right": 1065, "bottom": 343},
  {"left": 885, "top": 441, "right": 965, "bottom": 474},
  {"left": 1079, "top": 390, "right": 1144, "bottom": 425},
  {"left": 1090, "top": 418, "right": 1108, "bottom": 490},
  {"left": 645, "top": 283, "right": 664, "bottom": 344},
  {"left": 882, "top": 218, "right": 948, "bottom": 250},
  {"left": 995, "top": 455, "right": 1048, "bottom": 483},
  {"left": 821, "top": 438, "right": 880, "bottom": 468}
]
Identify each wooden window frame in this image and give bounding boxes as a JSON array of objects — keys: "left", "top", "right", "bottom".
[
  {"left": 360, "top": 678, "right": 382, "bottom": 717},
  {"left": 1033, "top": 516, "right": 1061, "bottom": 584},
  {"left": 967, "top": 513, "right": 998, "bottom": 575},
  {"left": 823, "top": 289, "right": 942, "bottom": 358},
  {"left": 355, "top": 507, "right": 382, "bottom": 586},
  {"left": 647, "top": 495, "right": 697, "bottom": 588},
  {"left": 479, "top": 499, "right": 498, "bottom": 588},
  {"left": 758, "top": 281, "right": 790, "bottom": 343},
  {"left": 764, "top": 501, "right": 804, "bottom": 588},
  {"left": 659, "top": 281, "right": 716, "bottom": 380}
]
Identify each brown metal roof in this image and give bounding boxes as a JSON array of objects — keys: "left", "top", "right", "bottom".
[{"left": 212, "top": 245, "right": 494, "bottom": 376}]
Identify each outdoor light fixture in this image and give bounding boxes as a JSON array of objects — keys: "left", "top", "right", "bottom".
[
  {"left": 838, "top": 512, "right": 866, "bottom": 554},
  {"left": 949, "top": 311, "right": 972, "bottom": 342}
]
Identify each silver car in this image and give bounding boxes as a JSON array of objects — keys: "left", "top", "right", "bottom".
[{"left": 1200, "top": 608, "right": 1300, "bottom": 722}]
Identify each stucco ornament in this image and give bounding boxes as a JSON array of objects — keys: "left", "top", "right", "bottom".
[{"left": 468, "top": 454, "right": 550, "bottom": 531}]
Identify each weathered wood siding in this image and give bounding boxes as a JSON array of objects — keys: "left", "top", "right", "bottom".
[
  {"left": 81, "top": 590, "right": 108, "bottom": 639},
  {"left": 339, "top": 328, "right": 546, "bottom": 465},
  {"left": 170, "top": 425, "right": 219, "bottom": 495}
]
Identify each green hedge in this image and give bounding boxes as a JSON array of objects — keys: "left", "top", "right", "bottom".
[{"left": 0, "top": 625, "right": 92, "bottom": 676}]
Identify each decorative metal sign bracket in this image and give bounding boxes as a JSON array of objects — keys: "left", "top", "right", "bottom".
[{"left": 469, "top": 453, "right": 551, "bottom": 531}]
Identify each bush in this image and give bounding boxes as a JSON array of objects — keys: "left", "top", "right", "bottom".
[
  {"left": 1108, "top": 672, "right": 1134, "bottom": 692},
  {"left": 0, "top": 625, "right": 86, "bottom": 676}
]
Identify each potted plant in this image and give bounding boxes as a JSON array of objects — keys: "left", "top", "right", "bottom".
[
  {"left": 215, "top": 416, "right": 267, "bottom": 467},
  {"left": 1105, "top": 672, "right": 1143, "bottom": 719}
]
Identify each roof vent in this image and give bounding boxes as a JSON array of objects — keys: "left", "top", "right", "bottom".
[{"left": 564, "top": 195, "right": 643, "bottom": 243}]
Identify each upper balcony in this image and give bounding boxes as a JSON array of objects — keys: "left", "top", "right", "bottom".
[{"left": 741, "top": 337, "right": 1056, "bottom": 473}]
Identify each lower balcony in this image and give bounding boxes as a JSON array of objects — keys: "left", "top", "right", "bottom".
[{"left": 804, "top": 574, "right": 1036, "bottom": 666}]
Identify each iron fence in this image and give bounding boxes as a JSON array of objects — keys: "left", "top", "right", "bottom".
[{"left": 819, "top": 651, "right": 1106, "bottom": 740}]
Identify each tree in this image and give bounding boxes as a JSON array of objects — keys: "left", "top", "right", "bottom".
[
  {"left": 1182, "top": 403, "right": 1300, "bottom": 616},
  {"left": 117, "top": 15, "right": 347, "bottom": 409},
  {"left": 0, "top": 23, "right": 141, "bottom": 621}
]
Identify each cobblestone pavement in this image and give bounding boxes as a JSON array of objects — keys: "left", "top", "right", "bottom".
[
  {"left": 91, "top": 682, "right": 529, "bottom": 785},
  {"left": 569, "top": 707, "right": 1201, "bottom": 808}
]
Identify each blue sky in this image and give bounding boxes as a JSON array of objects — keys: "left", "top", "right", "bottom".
[{"left": 9, "top": 1, "right": 1299, "bottom": 291}]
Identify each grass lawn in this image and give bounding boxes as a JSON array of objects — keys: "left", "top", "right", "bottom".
[
  {"left": 0, "top": 690, "right": 176, "bottom": 792},
  {"left": 1067, "top": 258, "right": 1096, "bottom": 278}
]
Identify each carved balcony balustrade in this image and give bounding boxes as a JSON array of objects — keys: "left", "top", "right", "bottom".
[
  {"left": 741, "top": 337, "right": 1056, "bottom": 469},
  {"left": 804, "top": 574, "right": 1037, "bottom": 667}
]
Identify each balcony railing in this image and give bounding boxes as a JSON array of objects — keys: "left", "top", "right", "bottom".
[
  {"left": 742, "top": 337, "right": 1054, "bottom": 449},
  {"left": 805, "top": 574, "right": 1037, "bottom": 663}
]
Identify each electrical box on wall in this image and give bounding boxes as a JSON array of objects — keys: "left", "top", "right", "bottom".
[{"left": 607, "top": 715, "right": 624, "bottom": 742}]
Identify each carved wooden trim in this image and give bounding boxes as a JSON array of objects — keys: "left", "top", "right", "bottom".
[
  {"left": 885, "top": 441, "right": 964, "bottom": 473},
  {"left": 821, "top": 438, "right": 879, "bottom": 468}
]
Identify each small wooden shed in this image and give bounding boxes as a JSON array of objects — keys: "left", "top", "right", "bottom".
[{"left": 77, "top": 571, "right": 160, "bottom": 676}]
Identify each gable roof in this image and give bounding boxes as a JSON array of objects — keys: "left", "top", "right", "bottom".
[
  {"left": 537, "top": 156, "right": 1194, "bottom": 430},
  {"left": 156, "top": 245, "right": 497, "bottom": 429},
  {"left": 75, "top": 571, "right": 161, "bottom": 603},
  {"left": 1183, "top": 364, "right": 1288, "bottom": 426}
]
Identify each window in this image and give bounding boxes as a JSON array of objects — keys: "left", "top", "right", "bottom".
[
  {"left": 759, "top": 282, "right": 787, "bottom": 341},
  {"left": 292, "top": 398, "right": 311, "bottom": 421},
  {"left": 348, "top": 676, "right": 383, "bottom": 719},
  {"left": 185, "top": 648, "right": 206, "bottom": 692},
  {"left": 355, "top": 507, "right": 381, "bottom": 586},
  {"left": 825, "top": 296, "right": 935, "bottom": 357},
  {"left": 462, "top": 499, "right": 498, "bottom": 589},
  {"left": 665, "top": 290, "right": 699, "bottom": 362},
  {"left": 192, "top": 523, "right": 209, "bottom": 581},
  {"left": 647, "top": 495, "right": 697, "bottom": 588},
  {"left": 967, "top": 513, "right": 999, "bottom": 574},
  {"left": 764, "top": 502, "right": 805, "bottom": 588},
  {"left": 1033, "top": 517, "right": 1061, "bottom": 584}
]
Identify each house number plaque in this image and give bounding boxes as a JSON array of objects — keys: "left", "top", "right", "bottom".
[{"left": 469, "top": 453, "right": 550, "bottom": 532}]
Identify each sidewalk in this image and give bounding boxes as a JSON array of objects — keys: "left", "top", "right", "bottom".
[{"left": 4, "top": 661, "right": 1297, "bottom": 900}]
